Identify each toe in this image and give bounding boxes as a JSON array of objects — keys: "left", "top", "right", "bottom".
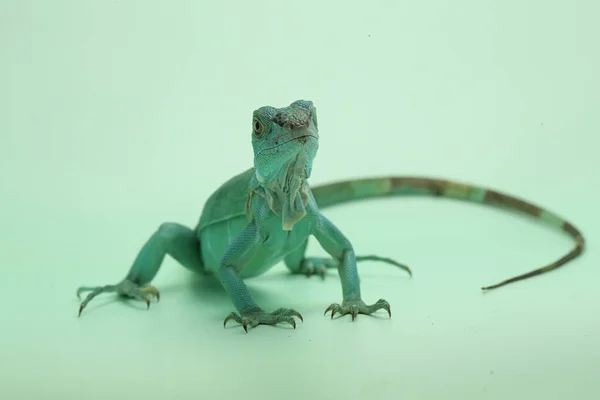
[
  {"left": 272, "top": 308, "right": 303, "bottom": 322},
  {"left": 223, "top": 307, "right": 304, "bottom": 332},
  {"left": 376, "top": 299, "right": 391, "bottom": 317},
  {"left": 302, "top": 260, "right": 315, "bottom": 277},
  {"left": 318, "top": 266, "right": 327, "bottom": 280},
  {"left": 241, "top": 317, "right": 260, "bottom": 332},
  {"left": 350, "top": 304, "right": 359, "bottom": 321},
  {"left": 223, "top": 312, "right": 242, "bottom": 327},
  {"left": 140, "top": 285, "right": 160, "bottom": 301},
  {"left": 324, "top": 299, "right": 392, "bottom": 321},
  {"left": 324, "top": 303, "right": 341, "bottom": 319},
  {"left": 281, "top": 317, "right": 297, "bottom": 329}
]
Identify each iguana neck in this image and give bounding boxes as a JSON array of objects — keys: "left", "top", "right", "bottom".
[{"left": 255, "top": 151, "right": 311, "bottom": 231}]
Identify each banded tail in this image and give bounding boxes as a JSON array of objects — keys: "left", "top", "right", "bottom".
[{"left": 310, "top": 176, "right": 584, "bottom": 290}]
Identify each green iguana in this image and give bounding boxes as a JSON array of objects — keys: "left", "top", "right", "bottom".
[{"left": 77, "top": 100, "right": 585, "bottom": 332}]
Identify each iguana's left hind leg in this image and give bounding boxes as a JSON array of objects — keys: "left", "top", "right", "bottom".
[
  {"left": 284, "top": 240, "right": 331, "bottom": 278},
  {"left": 76, "top": 222, "right": 204, "bottom": 316},
  {"left": 284, "top": 240, "right": 412, "bottom": 279}
]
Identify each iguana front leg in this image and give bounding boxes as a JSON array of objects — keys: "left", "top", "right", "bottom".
[
  {"left": 219, "top": 222, "right": 303, "bottom": 332},
  {"left": 311, "top": 213, "right": 391, "bottom": 320}
]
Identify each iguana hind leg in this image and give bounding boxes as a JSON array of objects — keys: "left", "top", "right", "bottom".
[
  {"left": 77, "top": 222, "right": 204, "bottom": 316},
  {"left": 284, "top": 239, "right": 412, "bottom": 279}
]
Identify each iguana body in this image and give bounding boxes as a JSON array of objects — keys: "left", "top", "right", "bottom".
[{"left": 77, "top": 100, "right": 585, "bottom": 331}]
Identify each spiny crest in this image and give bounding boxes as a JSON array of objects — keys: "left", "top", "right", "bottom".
[{"left": 254, "top": 100, "right": 315, "bottom": 126}]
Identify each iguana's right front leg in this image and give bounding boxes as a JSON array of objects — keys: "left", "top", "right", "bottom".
[
  {"left": 219, "top": 222, "right": 303, "bottom": 332},
  {"left": 77, "top": 222, "right": 204, "bottom": 316}
]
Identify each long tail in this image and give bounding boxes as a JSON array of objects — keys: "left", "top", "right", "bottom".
[{"left": 310, "top": 176, "right": 585, "bottom": 291}]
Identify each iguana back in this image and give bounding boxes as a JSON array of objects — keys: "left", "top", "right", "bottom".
[{"left": 196, "top": 168, "right": 255, "bottom": 232}]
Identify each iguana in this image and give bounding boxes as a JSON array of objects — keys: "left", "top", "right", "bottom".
[{"left": 76, "top": 100, "right": 585, "bottom": 332}]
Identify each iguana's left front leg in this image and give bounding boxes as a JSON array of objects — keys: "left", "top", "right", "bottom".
[{"left": 311, "top": 213, "right": 391, "bottom": 320}]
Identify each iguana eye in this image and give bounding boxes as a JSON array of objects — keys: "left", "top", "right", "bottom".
[{"left": 253, "top": 119, "right": 263, "bottom": 136}]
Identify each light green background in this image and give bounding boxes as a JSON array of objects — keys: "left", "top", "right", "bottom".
[{"left": 1, "top": 1, "right": 598, "bottom": 399}]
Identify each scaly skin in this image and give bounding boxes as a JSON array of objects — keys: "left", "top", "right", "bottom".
[{"left": 77, "top": 100, "right": 585, "bottom": 331}]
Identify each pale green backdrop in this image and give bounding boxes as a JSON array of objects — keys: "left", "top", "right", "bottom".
[{"left": 1, "top": 1, "right": 598, "bottom": 399}]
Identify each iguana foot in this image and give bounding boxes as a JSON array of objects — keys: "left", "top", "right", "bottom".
[
  {"left": 223, "top": 307, "right": 303, "bottom": 332},
  {"left": 324, "top": 298, "right": 391, "bottom": 321},
  {"left": 299, "top": 257, "right": 336, "bottom": 279},
  {"left": 76, "top": 280, "right": 160, "bottom": 317}
]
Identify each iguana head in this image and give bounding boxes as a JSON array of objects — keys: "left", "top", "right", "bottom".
[
  {"left": 251, "top": 99, "right": 319, "bottom": 183},
  {"left": 250, "top": 100, "right": 319, "bottom": 230}
]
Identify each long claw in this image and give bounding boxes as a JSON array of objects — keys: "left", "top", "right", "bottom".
[
  {"left": 222, "top": 308, "right": 303, "bottom": 332},
  {"left": 76, "top": 282, "right": 160, "bottom": 317},
  {"left": 379, "top": 299, "right": 391, "bottom": 318},
  {"left": 324, "top": 303, "right": 341, "bottom": 319},
  {"left": 140, "top": 285, "right": 160, "bottom": 301},
  {"left": 323, "top": 299, "right": 392, "bottom": 321},
  {"left": 76, "top": 286, "right": 94, "bottom": 299},
  {"left": 223, "top": 312, "right": 241, "bottom": 327},
  {"left": 77, "top": 286, "right": 113, "bottom": 317}
]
